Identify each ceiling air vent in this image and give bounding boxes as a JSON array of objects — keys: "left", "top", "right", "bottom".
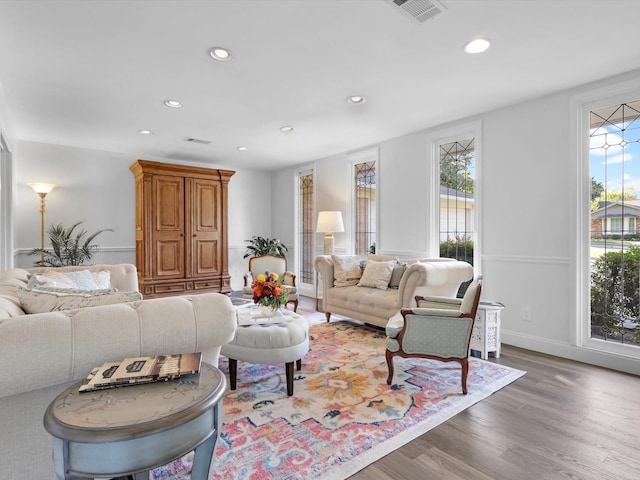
[
  {"left": 385, "top": 0, "right": 447, "bottom": 24},
  {"left": 185, "top": 137, "right": 212, "bottom": 145}
]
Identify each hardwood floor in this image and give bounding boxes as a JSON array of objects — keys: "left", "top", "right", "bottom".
[{"left": 296, "top": 296, "right": 640, "bottom": 480}]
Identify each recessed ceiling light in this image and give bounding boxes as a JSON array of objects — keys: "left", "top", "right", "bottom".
[
  {"left": 164, "top": 100, "right": 183, "bottom": 108},
  {"left": 237, "top": 146, "right": 248, "bottom": 151},
  {"left": 280, "top": 126, "right": 294, "bottom": 133},
  {"left": 209, "top": 47, "right": 232, "bottom": 62},
  {"left": 347, "top": 96, "right": 366, "bottom": 105},
  {"left": 138, "top": 129, "right": 153, "bottom": 135},
  {"left": 463, "top": 38, "right": 490, "bottom": 54}
]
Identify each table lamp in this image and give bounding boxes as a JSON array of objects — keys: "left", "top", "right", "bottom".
[{"left": 316, "top": 211, "right": 344, "bottom": 255}]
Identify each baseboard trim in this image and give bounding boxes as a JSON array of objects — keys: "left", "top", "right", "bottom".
[{"left": 502, "top": 329, "right": 640, "bottom": 375}]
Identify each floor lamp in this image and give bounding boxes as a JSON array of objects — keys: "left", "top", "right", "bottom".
[
  {"left": 315, "top": 211, "right": 344, "bottom": 310},
  {"left": 28, "top": 183, "right": 56, "bottom": 266}
]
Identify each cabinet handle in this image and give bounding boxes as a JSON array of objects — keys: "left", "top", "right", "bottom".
[{"left": 193, "top": 234, "right": 197, "bottom": 237}]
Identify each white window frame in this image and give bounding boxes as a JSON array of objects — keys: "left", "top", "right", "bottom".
[
  {"left": 572, "top": 77, "right": 640, "bottom": 358},
  {"left": 349, "top": 147, "right": 379, "bottom": 255},
  {"left": 294, "top": 166, "right": 316, "bottom": 298},
  {"left": 428, "top": 121, "right": 482, "bottom": 265}
]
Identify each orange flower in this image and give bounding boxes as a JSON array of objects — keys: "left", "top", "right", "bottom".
[{"left": 250, "top": 270, "right": 288, "bottom": 309}]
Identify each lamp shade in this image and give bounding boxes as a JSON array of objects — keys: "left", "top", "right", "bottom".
[
  {"left": 316, "top": 211, "right": 344, "bottom": 233},
  {"left": 28, "top": 183, "right": 56, "bottom": 195}
]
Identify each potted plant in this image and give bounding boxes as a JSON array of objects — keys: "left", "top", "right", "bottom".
[
  {"left": 243, "top": 236, "right": 288, "bottom": 258},
  {"left": 30, "top": 221, "right": 113, "bottom": 267}
]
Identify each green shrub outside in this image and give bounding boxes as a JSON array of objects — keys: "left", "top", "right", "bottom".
[{"left": 591, "top": 247, "right": 640, "bottom": 342}]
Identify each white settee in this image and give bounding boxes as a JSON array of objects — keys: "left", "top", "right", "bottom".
[
  {"left": 0, "top": 264, "right": 237, "bottom": 480},
  {"left": 314, "top": 255, "right": 474, "bottom": 328}
]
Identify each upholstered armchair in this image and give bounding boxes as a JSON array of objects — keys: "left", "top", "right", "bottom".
[
  {"left": 242, "top": 254, "right": 299, "bottom": 312},
  {"left": 385, "top": 276, "right": 483, "bottom": 394}
]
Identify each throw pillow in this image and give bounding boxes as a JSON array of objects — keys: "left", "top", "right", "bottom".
[
  {"left": 27, "top": 271, "right": 77, "bottom": 289},
  {"left": 357, "top": 260, "right": 395, "bottom": 290},
  {"left": 332, "top": 255, "right": 363, "bottom": 287},
  {"left": 388, "top": 261, "right": 408, "bottom": 289},
  {"left": 17, "top": 286, "right": 142, "bottom": 314},
  {"left": 91, "top": 270, "right": 112, "bottom": 289},
  {"left": 61, "top": 270, "right": 102, "bottom": 290}
]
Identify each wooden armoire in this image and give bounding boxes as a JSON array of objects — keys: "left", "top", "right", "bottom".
[{"left": 130, "top": 160, "right": 235, "bottom": 298}]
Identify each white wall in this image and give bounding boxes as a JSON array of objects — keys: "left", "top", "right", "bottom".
[
  {"left": 12, "top": 141, "right": 272, "bottom": 291},
  {"left": 8, "top": 69, "right": 640, "bottom": 374},
  {"left": 14, "top": 142, "right": 136, "bottom": 267},
  {"left": 272, "top": 69, "right": 640, "bottom": 375}
]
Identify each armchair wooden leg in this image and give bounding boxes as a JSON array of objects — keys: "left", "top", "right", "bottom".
[
  {"left": 229, "top": 358, "right": 238, "bottom": 391},
  {"left": 292, "top": 299, "right": 298, "bottom": 313},
  {"left": 460, "top": 358, "right": 468, "bottom": 395},
  {"left": 385, "top": 349, "right": 395, "bottom": 385},
  {"left": 296, "top": 358, "right": 302, "bottom": 370},
  {"left": 325, "top": 312, "right": 331, "bottom": 322}
]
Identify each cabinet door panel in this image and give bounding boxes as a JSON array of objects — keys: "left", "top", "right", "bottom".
[
  {"left": 153, "top": 176, "right": 185, "bottom": 278},
  {"left": 190, "top": 179, "right": 221, "bottom": 276},
  {"left": 156, "top": 240, "right": 184, "bottom": 277}
]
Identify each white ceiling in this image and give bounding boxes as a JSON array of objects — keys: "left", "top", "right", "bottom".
[{"left": 1, "top": 0, "right": 640, "bottom": 170}]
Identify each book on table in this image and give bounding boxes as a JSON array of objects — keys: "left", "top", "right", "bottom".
[{"left": 79, "top": 352, "right": 202, "bottom": 393}]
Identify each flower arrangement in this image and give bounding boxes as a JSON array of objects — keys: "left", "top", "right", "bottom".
[{"left": 251, "top": 271, "right": 289, "bottom": 311}]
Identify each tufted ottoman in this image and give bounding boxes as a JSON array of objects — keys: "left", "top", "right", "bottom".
[{"left": 221, "top": 312, "right": 309, "bottom": 396}]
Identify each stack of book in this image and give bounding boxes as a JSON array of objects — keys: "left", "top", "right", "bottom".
[{"left": 79, "top": 352, "right": 202, "bottom": 393}]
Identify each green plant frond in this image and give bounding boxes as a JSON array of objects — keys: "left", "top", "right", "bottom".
[
  {"left": 30, "top": 221, "right": 112, "bottom": 266},
  {"left": 243, "top": 236, "right": 288, "bottom": 258}
]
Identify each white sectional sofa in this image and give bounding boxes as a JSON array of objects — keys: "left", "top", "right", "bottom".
[
  {"left": 0, "top": 264, "right": 237, "bottom": 480},
  {"left": 314, "top": 255, "right": 474, "bottom": 328}
]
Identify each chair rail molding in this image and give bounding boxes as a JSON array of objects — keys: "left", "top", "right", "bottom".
[{"left": 482, "top": 253, "right": 570, "bottom": 266}]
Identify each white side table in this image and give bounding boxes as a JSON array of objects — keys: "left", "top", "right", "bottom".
[{"left": 470, "top": 301, "right": 503, "bottom": 360}]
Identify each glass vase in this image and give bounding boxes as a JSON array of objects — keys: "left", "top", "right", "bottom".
[{"left": 260, "top": 304, "right": 279, "bottom": 317}]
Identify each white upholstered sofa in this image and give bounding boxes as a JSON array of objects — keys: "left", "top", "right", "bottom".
[
  {"left": 314, "top": 255, "right": 474, "bottom": 328},
  {"left": 0, "top": 264, "right": 237, "bottom": 480}
]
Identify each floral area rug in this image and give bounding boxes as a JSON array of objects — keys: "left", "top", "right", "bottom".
[{"left": 152, "top": 319, "right": 525, "bottom": 480}]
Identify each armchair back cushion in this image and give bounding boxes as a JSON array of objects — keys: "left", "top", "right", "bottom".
[
  {"left": 242, "top": 255, "right": 298, "bottom": 311},
  {"left": 246, "top": 255, "right": 292, "bottom": 285}
]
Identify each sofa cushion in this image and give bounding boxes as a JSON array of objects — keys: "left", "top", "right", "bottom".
[
  {"left": 358, "top": 260, "right": 395, "bottom": 290},
  {"left": 0, "top": 297, "right": 24, "bottom": 319},
  {"left": 327, "top": 285, "right": 399, "bottom": 319},
  {"left": 388, "top": 261, "right": 408, "bottom": 289},
  {"left": 332, "top": 255, "right": 363, "bottom": 287},
  {"left": 16, "top": 287, "right": 142, "bottom": 314}
]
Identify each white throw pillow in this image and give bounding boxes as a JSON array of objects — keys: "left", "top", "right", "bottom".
[
  {"left": 17, "top": 286, "right": 142, "bottom": 314},
  {"left": 27, "top": 271, "right": 77, "bottom": 289},
  {"left": 91, "top": 270, "right": 112, "bottom": 289},
  {"left": 332, "top": 255, "right": 363, "bottom": 287},
  {"left": 61, "top": 270, "right": 101, "bottom": 290},
  {"left": 358, "top": 260, "right": 395, "bottom": 290}
]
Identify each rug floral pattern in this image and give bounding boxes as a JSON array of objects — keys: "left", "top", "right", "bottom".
[{"left": 153, "top": 320, "right": 525, "bottom": 480}]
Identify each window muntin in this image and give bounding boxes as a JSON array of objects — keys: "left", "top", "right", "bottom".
[
  {"left": 354, "top": 160, "right": 376, "bottom": 255},
  {"left": 589, "top": 100, "right": 640, "bottom": 349},
  {"left": 298, "top": 172, "right": 314, "bottom": 284},
  {"left": 439, "top": 138, "right": 475, "bottom": 266}
]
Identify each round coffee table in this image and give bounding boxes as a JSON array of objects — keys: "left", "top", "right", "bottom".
[{"left": 43, "top": 362, "right": 225, "bottom": 480}]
